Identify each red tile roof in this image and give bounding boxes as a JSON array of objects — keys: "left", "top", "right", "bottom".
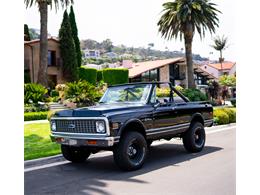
[
  {"left": 128, "top": 58, "right": 185, "bottom": 78},
  {"left": 24, "top": 37, "right": 59, "bottom": 45},
  {"left": 208, "top": 61, "right": 235, "bottom": 70}
]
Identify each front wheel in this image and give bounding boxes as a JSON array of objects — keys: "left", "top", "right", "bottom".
[
  {"left": 61, "top": 145, "right": 91, "bottom": 163},
  {"left": 182, "top": 122, "right": 206, "bottom": 153},
  {"left": 113, "top": 131, "right": 147, "bottom": 171}
]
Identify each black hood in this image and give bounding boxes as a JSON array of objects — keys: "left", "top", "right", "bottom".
[{"left": 55, "top": 103, "right": 149, "bottom": 117}]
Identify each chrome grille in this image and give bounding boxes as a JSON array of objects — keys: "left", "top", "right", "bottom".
[{"left": 55, "top": 119, "right": 98, "bottom": 134}]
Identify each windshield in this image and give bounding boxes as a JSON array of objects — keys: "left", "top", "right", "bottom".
[{"left": 99, "top": 84, "right": 152, "bottom": 104}]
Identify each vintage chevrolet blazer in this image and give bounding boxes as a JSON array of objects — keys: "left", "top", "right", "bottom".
[{"left": 50, "top": 82, "right": 213, "bottom": 171}]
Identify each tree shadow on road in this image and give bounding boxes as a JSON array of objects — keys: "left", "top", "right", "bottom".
[{"left": 25, "top": 143, "right": 222, "bottom": 195}]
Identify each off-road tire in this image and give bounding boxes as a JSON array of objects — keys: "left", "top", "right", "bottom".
[
  {"left": 113, "top": 131, "right": 147, "bottom": 171},
  {"left": 61, "top": 145, "right": 91, "bottom": 163},
  {"left": 182, "top": 122, "right": 206, "bottom": 153}
]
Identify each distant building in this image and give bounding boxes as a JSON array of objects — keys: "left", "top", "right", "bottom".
[
  {"left": 104, "top": 52, "right": 118, "bottom": 58},
  {"left": 199, "top": 61, "right": 236, "bottom": 79},
  {"left": 24, "top": 37, "right": 64, "bottom": 86},
  {"left": 83, "top": 49, "right": 100, "bottom": 58}
]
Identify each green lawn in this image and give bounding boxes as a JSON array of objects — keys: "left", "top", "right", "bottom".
[{"left": 24, "top": 123, "right": 61, "bottom": 160}]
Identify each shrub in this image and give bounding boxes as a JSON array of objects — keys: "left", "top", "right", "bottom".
[
  {"left": 182, "top": 88, "right": 208, "bottom": 102},
  {"left": 175, "top": 85, "right": 184, "bottom": 92},
  {"left": 223, "top": 108, "right": 236, "bottom": 123},
  {"left": 213, "top": 109, "right": 229, "bottom": 125},
  {"left": 78, "top": 67, "right": 97, "bottom": 85},
  {"left": 156, "top": 87, "right": 170, "bottom": 98},
  {"left": 24, "top": 83, "right": 48, "bottom": 104},
  {"left": 64, "top": 80, "right": 101, "bottom": 107},
  {"left": 24, "top": 103, "right": 49, "bottom": 113},
  {"left": 50, "top": 90, "right": 59, "bottom": 97},
  {"left": 97, "top": 70, "right": 103, "bottom": 82},
  {"left": 24, "top": 111, "right": 48, "bottom": 121},
  {"left": 102, "top": 68, "right": 128, "bottom": 85}
]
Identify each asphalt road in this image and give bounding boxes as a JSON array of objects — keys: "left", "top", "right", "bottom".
[{"left": 25, "top": 125, "right": 236, "bottom": 195}]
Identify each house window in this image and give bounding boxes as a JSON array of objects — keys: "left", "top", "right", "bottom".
[
  {"left": 48, "top": 51, "right": 56, "bottom": 66},
  {"left": 130, "top": 68, "right": 159, "bottom": 83}
]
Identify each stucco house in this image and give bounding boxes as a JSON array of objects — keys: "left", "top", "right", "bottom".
[
  {"left": 83, "top": 49, "right": 100, "bottom": 59},
  {"left": 199, "top": 61, "right": 236, "bottom": 79},
  {"left": 126, "top": 58, "right": 215, "bottom": 87},
  {"left": 24, "top": 37, "right": 64, "bottom": 86}
]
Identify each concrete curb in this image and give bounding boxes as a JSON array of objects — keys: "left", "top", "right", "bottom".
[
  {"left": 205, "top": 123, "right": 236, "bottom": 130},
  {"left": 24, "top": 120, "right": 49, "bottom": 124},
  {"left": 24, "top": 154, "right": 65, "bottom": 168},
  {"left": 24, "top": 123, "right": 236, "bottom": 169}
]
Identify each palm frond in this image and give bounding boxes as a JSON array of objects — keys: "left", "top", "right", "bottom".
[{"left": 158, "top": 0, "right": 221, "bottom": 40}]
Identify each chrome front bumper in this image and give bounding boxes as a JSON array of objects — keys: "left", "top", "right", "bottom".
[{"left": 50, "top": 132, "right": 119, "bottom": 147}]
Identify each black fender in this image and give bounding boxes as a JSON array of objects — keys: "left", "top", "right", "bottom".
[
  {"left": 118, "top": 118, "right": 147, "bottom": 138},
  {"left": 189, "top": 112, "right": 204, "bottom": 126}
]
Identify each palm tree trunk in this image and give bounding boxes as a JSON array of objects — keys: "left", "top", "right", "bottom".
[
  {"left": 37, "top": 1, "right": 48, "bottom": 87},
  {"left": 184, "top": 26, "right": 195, "bottom": 89},
  {"left": 220, "top": 50, "right": 223, "bottom": 75}
]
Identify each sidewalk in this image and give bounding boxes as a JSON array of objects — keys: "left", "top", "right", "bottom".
[{"left": 24, "top": 120, "right": 48, "bottom": 124}]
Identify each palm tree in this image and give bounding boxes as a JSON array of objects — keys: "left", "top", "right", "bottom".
[
  {"left": 25, "top": 0, "right": 74, "bottom": 86},
  {"left": 211, "top": 35, "right": 228, "bottom": 75},
  {"left": 158, "top": 0, "right": 221, "bottom": 88}
]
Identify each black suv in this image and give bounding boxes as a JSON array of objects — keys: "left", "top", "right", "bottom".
[{"left": 50, "top": 82, "right": 213, "bottom": 171}]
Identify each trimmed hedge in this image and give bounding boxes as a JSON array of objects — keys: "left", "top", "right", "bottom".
[
  {"left": 24, "top": 111, "right": 48, "bottom": 121},
  {"left": 182, "top": 88, "right": 207, "bottom": 102},
  {"left": 97, "top": 70, "right": 103, "bottom": 81},
  {"left": 102, "top": 68, "right": 128, "bottom": 85},
  {"left": 78, "top": 67, "right": 97, "bottom": 85},
  {"left": 213, "top": 107, "right": 236, "bottom": 125},
  {"left": 223, "top": 108, "right": 236, "bottom": 123},
  {"left": 213, "top": 109, "right": 229, "bottom": 125}
]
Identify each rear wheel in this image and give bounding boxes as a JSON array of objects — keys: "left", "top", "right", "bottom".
[
  {"left": 182, "top": 122, "right": 206, "bottom": 153},
  {"left": 61, "top": 145, "right": 91, "bottom": 163},
  {"left": 113, "top": 131, "right": 147, "bottom": 171}
]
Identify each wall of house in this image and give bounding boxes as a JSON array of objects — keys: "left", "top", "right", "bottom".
[
  {"left": 200, "top": 64, "right": 219, "bottom": 79},
  {"left": 24, "top": 40, "right": 64, "bottom": 85},
  {"left": 229, "top": 63, "right": 236, "bottom": 76},
  {"left": 159, "top": 65, "right": 169, "bottom": 82}
]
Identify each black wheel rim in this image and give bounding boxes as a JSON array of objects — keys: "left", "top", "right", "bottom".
[
  {"left": 194, "top": 127, "right": 205, "bottom": 148},
  {"left": 127, "top": 139, "right": 145, "bottom": 165}
]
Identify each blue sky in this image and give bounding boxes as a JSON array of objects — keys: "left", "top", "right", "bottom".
[{"left": 24, "top": 0, "right": 236, "bottom": 61}]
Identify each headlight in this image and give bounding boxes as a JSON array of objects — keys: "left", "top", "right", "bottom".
[
  {"left": 96, "top": 121, "right": 106, "bottom": 133},
  {"left": 51, "top": 121, "right": 56, "bottom": 131}
]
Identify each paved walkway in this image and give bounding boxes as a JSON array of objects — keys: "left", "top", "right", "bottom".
[{"left": 24, "top": 120, "right": 49, "bottom": 124}]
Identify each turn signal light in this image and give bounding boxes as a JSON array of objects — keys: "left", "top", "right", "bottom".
[
  {"left": 56, "top": 137, "right": 64, "bottom": 142},
  {"left": 87, "top": 140, "right": 97, "bottom": 145}
]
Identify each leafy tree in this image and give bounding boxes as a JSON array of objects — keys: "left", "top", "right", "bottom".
[
  {"left": 25, "top": 0, "right": 74, "bottom": 86},
  {"left": 158, "top": 0, "right": 221, "bottom": 88},
  {"left": 59, "top": 10, "right": 78, "bottom": 81},
  {"left": 211, "top": 35, "right": 228, "bottom": 74},
  {"left": 29, "top": 28, "right": 40, "bottom": 40},
  {"left": 219, "top": 75, "right": 236, "bottom": 87},
  {"left": 69, "top": 5, "right": 82, "bottom": 67},
  {"left": 24, "top": 24, "right": 31, "bottom": 41},
  {"left": 101, "top": 39, "right": 113, "bottom": 52}
]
